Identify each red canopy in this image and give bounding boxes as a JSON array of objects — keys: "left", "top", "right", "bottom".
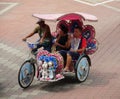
[{"left": 57, "top": 13, "right": 85, "bottom": 21}]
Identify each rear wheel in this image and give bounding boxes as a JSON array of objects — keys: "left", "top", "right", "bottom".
[
  {"left": 75, "top": 57, "right": 90, "bottom": 82},
  {"left": 18, "top": 61, "right": 35, "bottom": 88}
]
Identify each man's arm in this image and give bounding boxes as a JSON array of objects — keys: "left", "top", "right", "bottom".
[
  {"left": 40, "top": 25, "right": 50, "bottom": 43},
  {"left": 22, "top": 32, "right": 35, "bottom": 41},
  {"left": 77, "top": 38, "right": 87, "bottom": 53},
  {"left": 77, "top": 47, "right": 86, "bottom": 53},
  {"left": 22, "top": 26, "right": 39, "bottom": 41}
]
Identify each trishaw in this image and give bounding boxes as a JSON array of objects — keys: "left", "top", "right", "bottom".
[{"left": 18, "top": 12, "right": 98, "bottom": 88}]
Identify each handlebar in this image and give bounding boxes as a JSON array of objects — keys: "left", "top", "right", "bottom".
[{"left": 23, "top": 40, "right": 37, "bottom": 49}]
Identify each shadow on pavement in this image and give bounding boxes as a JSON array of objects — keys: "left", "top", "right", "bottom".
[
  {"left": 81, "top": 70, "right": 118, "bottom": 87},
  {"left": 23, "top": 75, "right": 79, "bottom": 92},
  {"left": 22, "top": 70, "right": 118, "bottom": 92}
]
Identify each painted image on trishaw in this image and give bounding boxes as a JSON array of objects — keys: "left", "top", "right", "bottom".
[{"left": 18, "top": 12, "right": 98, "bottom": 88}]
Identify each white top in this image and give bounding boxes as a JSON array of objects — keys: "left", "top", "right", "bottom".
[{"left": 71, "top": 38, "right": 81, "bottom": 51}]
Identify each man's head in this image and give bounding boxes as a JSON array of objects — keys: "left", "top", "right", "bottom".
[
  {"left": 73, "top": 25, "right": 82, "bottom": 38},
  {"left": 37, "top": 19, "right": 45, "bottom": 26}
]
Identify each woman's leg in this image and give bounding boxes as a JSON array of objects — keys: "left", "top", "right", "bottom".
[{"left": 59, "top": 50, "right": 67, "bottom": 67}]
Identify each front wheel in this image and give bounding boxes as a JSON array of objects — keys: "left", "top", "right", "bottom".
[
  {"left": 75, "top": 57, "right": 90, "bottom": 82},
  {"left": 18, "top": 60, "right": 35, "bottom": 88}
]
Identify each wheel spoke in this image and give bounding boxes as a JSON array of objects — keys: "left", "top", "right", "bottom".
[{"left": 21, "top": 73, "right": 33, "bottom": 85}]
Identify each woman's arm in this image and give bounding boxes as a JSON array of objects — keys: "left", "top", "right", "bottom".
[
  {"left": 55, "top": 35, "right": 71, "bottom": 49},
  {"left": 65, "top": 35, "right": 71, "bottom": 49}
]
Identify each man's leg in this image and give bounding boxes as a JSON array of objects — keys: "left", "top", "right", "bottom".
[
  {"left": 64, "top": 53, "right": 72, "bottom": 71},
  {"left": 64, "top": 51, "right": 80, "bottom": 71},
  {"left": 31, "top": 43, "right": 42, "bottom": 54}
]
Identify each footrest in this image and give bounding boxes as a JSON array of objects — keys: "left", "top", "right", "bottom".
[{"left": 39, "top": 74, "right": 65, "bottom": 82}]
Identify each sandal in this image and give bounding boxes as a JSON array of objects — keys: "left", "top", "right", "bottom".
[{"left": 63, "top": 69, "right": 70, "bottom": 72}]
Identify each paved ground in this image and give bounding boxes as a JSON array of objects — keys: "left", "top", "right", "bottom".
[{"left": 0, "top": 0, "right": 120, "bottom": 99}]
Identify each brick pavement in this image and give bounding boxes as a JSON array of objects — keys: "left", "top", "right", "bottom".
[{"left": 0, "top": 0, "right": 120, "bottom": 99}]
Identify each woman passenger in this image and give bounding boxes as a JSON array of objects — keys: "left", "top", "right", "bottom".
[{"left": 53, "top": 24, "right": 71, "bottom": 51}]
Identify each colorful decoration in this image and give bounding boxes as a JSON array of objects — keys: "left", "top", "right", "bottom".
[{"left": 82, "top": 25, "right": 98, "bottom": 55}]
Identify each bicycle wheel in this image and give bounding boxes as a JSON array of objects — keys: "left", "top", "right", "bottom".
[
  {"left": 75, "top": 57, "right": 90, "bottom": 82},
  {"left": 18, "top": 61, "right": 35, "bottom": 88}
]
